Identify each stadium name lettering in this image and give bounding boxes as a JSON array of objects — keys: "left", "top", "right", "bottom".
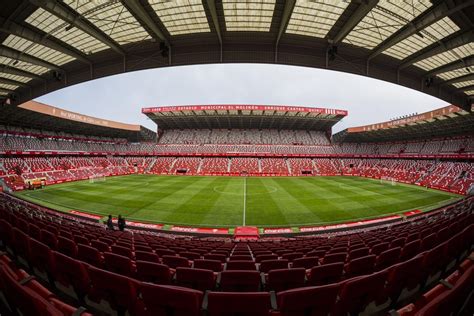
[{"left": 59, "top": 111, "right": 110, "bottom": 126}]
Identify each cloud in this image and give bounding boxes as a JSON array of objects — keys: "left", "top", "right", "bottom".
[{"left": 36, "top": 64, "right": 449, "bottom": 133}]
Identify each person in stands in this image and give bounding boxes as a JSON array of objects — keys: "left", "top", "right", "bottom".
[
  {"left": 118, "top": 215, "right": 126, "bottom": 231},
  {"left": 106, "top": 214, "right": 114, "bottom": 230}
]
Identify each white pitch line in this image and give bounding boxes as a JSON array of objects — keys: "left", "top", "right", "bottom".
[{"left": 243, "top": 177, "right": 247, "bottom": 226}]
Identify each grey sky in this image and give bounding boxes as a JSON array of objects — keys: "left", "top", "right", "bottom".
[{"left": 36, "top": 64, "right": 449, "bottom": 133}]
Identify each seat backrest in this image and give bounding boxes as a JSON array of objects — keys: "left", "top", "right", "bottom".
[
  {"left": 255, "top": 254, "right": 278, "bottom": 263},
  {"left": 139, "top": 283, "right": 203, "bottom": 316},
  {"left": 292, "top": 256, "right": 319, "bottom": 269},
  {"left": 371, "top": 242, "right": 389, "bottom": 255},
  {"left": 176, "top": 267, "right": 215, "bottom": 291},
  {"left": 57, "top": 236, "right": 78, "bottom": 258},
  {"left": 276, "top": 283, "right": 340, "bottom": 316},
  {"left": 194, "top": 259, "right": 223, "bottom": 272},
  {"left": 136, "top": 260, "right": 172, "bottom": 284},
  {"left": 77, "top": 244, "right": 103, "bottom": 268},
  {"left": 267, "top": 268, "right": 306, "bottom": 292},
  {"left": 322, "top": 252, "right": 346, "bottom": 264},
  {"left": 334, "top": 269, "right": 388, "bottom": 316},
  {"left": 416, "top": 266, "right": 474, "bottom": 316},
  {"left": 87, "top": 265, "right": 138, "bottom": 313},
  {"left": 162, "top": 255, "right": 190, "bottom": 269},
  {"left": 111, "top": 245, "right": 133, "bottom": 259},
  {"left": 259, "top": 259, "right": 288, "bottom": 273},
  {"left": 344, "top": 255, "right": 376, "bottom": 278},
  {"left": 52, "top": 251, "right": 90, "bottom": 296},
  {"left": 219, "top": 270, "right": 261, "bottom": 292},
  {"left": 207, "top": 292, "right": 271, "bottom": 316},
  {"left": 385, "top": 255, "right": 425, "bottom": 302},
  {"left": 103, "top": 252, "right": 134, "bottom": 277},
  {"left": 308, "top": 262, "right": 344, "bottom": 286},
  {"left": 135, "top": 250, "right": 160, "bottom": 263},
  {"left": 226, "top": 260, "right": 257, "bottom": 271},
  {"left": 204, "top": 253, "right": 227, "bottom": 263},
  {"left": 375, "top": 247, "right": 401, "bottom": 271},
  {"left": 0, "top": 265, "right": 62, "bottom": 316}
]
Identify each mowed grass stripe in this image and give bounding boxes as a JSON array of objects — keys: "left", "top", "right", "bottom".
[{"left": 15, "top": 175, "right": 461, "bottom": 227}]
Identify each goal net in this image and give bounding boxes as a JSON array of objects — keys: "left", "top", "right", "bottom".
[
  {"left": 89, "top": 174, "right": 106, "bottom": 183},
  {"left": 380, "top": 177, "right": 396, "bottom": 186}
]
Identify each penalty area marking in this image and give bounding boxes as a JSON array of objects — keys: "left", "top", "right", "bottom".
[{"left": 213, "top": 184, "right": 278, "bottom": 195}]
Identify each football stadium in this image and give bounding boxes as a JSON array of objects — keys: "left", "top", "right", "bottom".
[{"left": 0, "top": 1, "right": 473, "bottom": 316}]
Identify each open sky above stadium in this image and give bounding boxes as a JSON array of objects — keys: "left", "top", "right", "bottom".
[{"left": 36, "top": 63, "right": 449, "bottom": 132}]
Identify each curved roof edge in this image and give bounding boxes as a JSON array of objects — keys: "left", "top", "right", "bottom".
[{"left": 21, "top": 100, "right": 141, "bottom": 131}]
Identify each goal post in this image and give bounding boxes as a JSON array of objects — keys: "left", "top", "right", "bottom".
[
  {"left": 380, "top": 176, "right": 396, "bottom": 186},
  {"left": 89, "top": 174, "right": 106, "bottom": 183}
]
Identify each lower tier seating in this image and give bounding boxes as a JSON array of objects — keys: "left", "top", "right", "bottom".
[{"left": 0, "top": 194, "right": 472, "bottom": 315}]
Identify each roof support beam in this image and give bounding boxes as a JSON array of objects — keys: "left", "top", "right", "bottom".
[
  {"left": 426, "top": 55, "right": 474, "bottom": 76},
  {"left": 29, "top": 0, "right": 125, "bottom": 55},
  {"left": 205, "top": 0, "right": 222, "bottom": 46},
  {"left": 120, "top": 0, "right": 169, "bottom": 45},
  {"left": 331, "top": 0, "right": 379, "bottom": 44},
  {"left": 399, "top": 30, "right": 474, "bottom": 70},
  {"left": 370, "top": 0, "right": 474, "bottom": 59},
  {"left": 0, "top": 87, "right": 15, "bottom": 94},
  {"left": 0, "top": 45, "right": 62, "bottom": 71},
  {"left": 0, "top": 77, "right": 28, "bottom": 87},
  {"left": 442, "top": 73, "right": 474, "bottom": 86},
  {"left": 0, "top": 65, "right": 43, "bottom": 80},
  {"left": 275, "top": 0, "right": 296, "bottom": 50},
  {"left": 458, "top": 84, "right": 474, "bottom": 92},
  {"left": 0, "top": 17, "right": 91, "bottom": 64}
]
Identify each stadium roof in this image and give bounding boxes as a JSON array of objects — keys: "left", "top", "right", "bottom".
[
  {"left": 0, "top": 0, "right": 473, "bottom": 111},
  {"left": 142, "top": 104, "right": 346, "bottom": 130},
  {"left": 333, "top": 104, "right": 474, "bottom": 142},
  {"left": 0, "top": 100, "right": 156, "bottom": 141}
]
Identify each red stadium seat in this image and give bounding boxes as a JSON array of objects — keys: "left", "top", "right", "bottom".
[
  {"left": 162, "top": 255, "right": 191, "bottom": 269},
  {"left": 77, "top": 244, "right": 104, "bottom": 268},
  {"left": 255, "top": 254, "right": 278, "bottom": 263},
  {"left": 207, "top": 292, "right": 271, "bottom": 316},
  {"left": 219, "top": 270, "right": 261, "bottom": 292},
  {"left": 307, "top": 262, "right": 344, "bottom": 286},
  {"left": 322, "top": 252, "right": 347, "bottom": 264},
  {"left": 291, "top": 256, "right": 319, "bottom": 269},
  {"left": 56, "top": 236, "right": 78, "bottom": 258},
  {"left": 226, "top": 260, "right": 257, "bottom": 271},
  {"left": 194, "top": 259, "right": 223, "bottom": 272},
  {"left": 375, "top": 247, "right": 401, "bottom": 271},
  {"left": 135, "top": 250, "right": 160, "bottom": 263},
  {"left": 266, "top": 268, "right": 306, "bottom": 292},
  {"left": 176, "top": 267, "right": 216, "bottom": 291},
  {"left": 275, "top": 283, "right": 340, "bottom": 316},
  {"left": 103, "top": 252, "right": 135, "bottom": 277},
  {"left": 334, "top": 269, "right": 389, "bottom": 316},
  {"left": 259, "top": 259, "right": 288, "bottom": 273},
  {"left": 139, "top": 283, "right": 203, "bottom": 316},
  {"left": 135, "top": 260, "right": 173, "bottom": 284},
  {"left": 87, "top": 265, "right": 139, "bottom": 315},
  {"left": 204, "top": 253, "right": 227, "bottom": 263},
  {"left": 344, "top": 254, "right": 376, "bottom": 278},
  {"left": 384, "top": 255, "right": 425, "bottom": 304},
  {"left": 27, "top": 237, "right": 54, "bottom": 280},
  {"left": 111, "top": 244, "right": 133, "bottom": 259},
  {"left": 0, "top": 265, "right": 65, "bottom": 316},
  {"left": 51, "top": 251, "right": 90, "bottom": 300}
]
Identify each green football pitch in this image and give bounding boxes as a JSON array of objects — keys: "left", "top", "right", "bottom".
[{"left": 15, "top": 174, "right": 460, "bottom": 228}]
